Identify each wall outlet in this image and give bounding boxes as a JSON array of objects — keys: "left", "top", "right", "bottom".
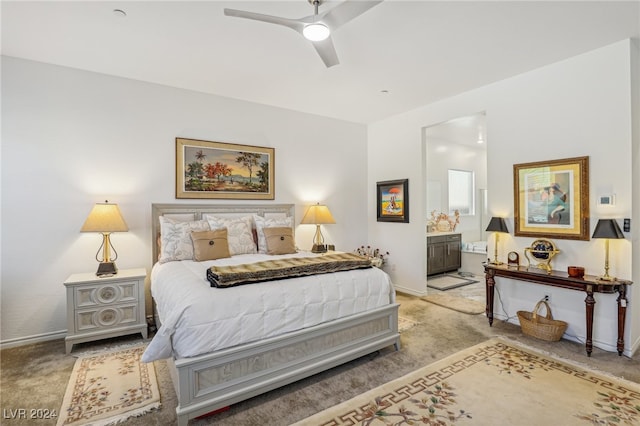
[{"left": 544, "top": 293, "right": 551, "bottom": 302}]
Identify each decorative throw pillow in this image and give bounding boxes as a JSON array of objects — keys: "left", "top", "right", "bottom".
[
  {"left": 253, "top": 214, "right": 294, "bottom": 254},
  {"left": 263, "top": 227, "right": 296, "bottom": 255},
  {"left": 159, "top": 217, "right": 210, "bottom": 263},
  {"left": 191, "top": 229, "right": 231, "bottom": 261},
  {"left": 204, "top": 215, "right": 257, "bottom": 255}
]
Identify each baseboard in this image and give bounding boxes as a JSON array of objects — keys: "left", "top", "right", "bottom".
[
  {"left": 0, "top": 330, "right": 66, "bottom": 350},
  {"left": 492, "top": 312, "right": 629, "bottom": 355},
  {"left": 394, "top": 284, "right": 427, "bottom": 297},
  {"left": 627, "top": 336, "right": 640, "bottom": 358}
]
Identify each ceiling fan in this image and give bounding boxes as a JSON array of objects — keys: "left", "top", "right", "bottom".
[{"left": 224, "top": 0, "right": 383, "bottom": 68}]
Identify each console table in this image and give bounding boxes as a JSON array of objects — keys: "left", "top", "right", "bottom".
[{"left": 484, "top": 264, "right": 632, "bottom": 356}]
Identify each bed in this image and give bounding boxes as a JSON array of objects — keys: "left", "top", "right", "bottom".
[{"left": 144, "top": 203, "right": 400, "bottom": 425}]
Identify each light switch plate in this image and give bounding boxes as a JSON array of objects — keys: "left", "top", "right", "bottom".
[{"left": 598, "top": 195, "right": 615, "bottom": 205}]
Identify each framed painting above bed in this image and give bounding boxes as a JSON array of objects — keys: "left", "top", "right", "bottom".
[{"left": 176, "top": 137, "right": 275, "bottom": 199}]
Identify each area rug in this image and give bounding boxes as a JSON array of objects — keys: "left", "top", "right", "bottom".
[
  {"left": 427, "top": 274, "right": 478, "bottom": 291},
  {"left": 398, "top": 316, "right": 419, "bottom": 332},
  {"left": 295, "top": 338, "right": 640, "bottom": 425},
  {"left": 422, "top": 293, "right": 485, "bottom": 314},
  {"left": 57, "top": 345, "right": 160, "bottom": 426}
]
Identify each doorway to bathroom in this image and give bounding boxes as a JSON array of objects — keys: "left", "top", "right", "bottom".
[{"left": 423, "top": 112, "right": 488, "bottom": 301}]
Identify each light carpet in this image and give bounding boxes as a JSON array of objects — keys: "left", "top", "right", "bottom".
[
  {"left": 57, "top": 345, "right": 160, "bottom": 426},
  {"left": 422, "top": 293, "right": 485, "bottom": 314},
  {"left": 426, "top": 274, "right": 478, "bottom": 291},
  {"left": 295, "top": 338, "right": 640, "bottom": 425},
  {"left": 397, "top": 316, "right": 419, "bottom": 332}
]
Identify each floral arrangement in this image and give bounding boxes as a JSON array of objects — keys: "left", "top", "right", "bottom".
[{"left": 355, "top": 245, "right": 390, "bottom": 268}]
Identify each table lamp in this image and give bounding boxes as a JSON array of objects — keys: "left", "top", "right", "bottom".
[
  {"left": 81, "top": 201, "right": 129, "bottom": 276},
  {"left": 300, "top": 203, "right": 336, "bottom": 253},
  {"left": 592, "top": 219, "right": 624, "bottom": 281},
  {"left": 486, "top": 217, "right": 509, "bottom": 265}
]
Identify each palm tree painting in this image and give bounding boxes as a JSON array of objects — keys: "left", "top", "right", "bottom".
[
  {"left": 377, "top": 179, "right": 409, "bottom": 223},
  {"left": 176, "top": 138, "right": 274, "bottom": 199}
]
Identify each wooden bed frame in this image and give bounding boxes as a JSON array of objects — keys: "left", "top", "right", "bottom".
[{"left": 151, "top": 203, "right": 401, "bottom": 426}]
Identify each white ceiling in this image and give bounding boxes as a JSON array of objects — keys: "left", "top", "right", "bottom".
[{"left": 2, "top": 1, "right": 639, "bottom": 124}]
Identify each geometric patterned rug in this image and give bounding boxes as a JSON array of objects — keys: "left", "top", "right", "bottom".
[
  {"left": 295, "top": 338, "right": 640, "bottom": 425},
  {"left": 57, "top": 345, "right": 160, "bottom": 426}
]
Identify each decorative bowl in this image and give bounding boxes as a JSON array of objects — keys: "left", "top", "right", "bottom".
[{"left": 568, "top": 266, "right": 585, "bottom": 278}]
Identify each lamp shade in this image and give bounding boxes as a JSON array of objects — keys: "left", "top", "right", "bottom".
[
  {"left": 81, "top": 202, "right": 129, "bottom": 233},
  {"left": 592, "top": 219, "right": 624, "bottom": 239},
  {"left": 300, "top": 203, "right": 336, "bottom": 225},
  {"left": 486, "top": 217, "right": 508, "bottom": 233}
]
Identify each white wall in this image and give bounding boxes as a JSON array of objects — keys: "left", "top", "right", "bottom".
[
  {"left": 1, "top": 57, "right": 369, "bottom": 345},
  {"left": 630, "top": 38, "right": 639, "bottom": 359},
  {"left": 369, "top": 40, "right": 638, "bottom": 356},
  {"left": 425, "top": 140, "right": 487, "bottom": 243}
]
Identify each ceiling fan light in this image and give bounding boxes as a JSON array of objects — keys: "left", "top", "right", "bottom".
[{"left": 303, "top": 23, "right": 330, "bottom": 41}]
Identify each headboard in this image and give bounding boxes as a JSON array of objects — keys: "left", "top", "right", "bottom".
[{"left": 151, "top": 203, "right": 295, "bottom": 264}]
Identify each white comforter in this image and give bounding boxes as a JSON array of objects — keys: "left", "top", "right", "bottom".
[{"left": 141, "top": 252, "right": 394, "bottom": 362}]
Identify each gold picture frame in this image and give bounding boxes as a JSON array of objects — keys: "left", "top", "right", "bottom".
[
  {"left": 514, "top": 156, "right": 589, "bottom": 240},
  {"left": 176, "top": 138, "right": 274, "bottom": 199}
]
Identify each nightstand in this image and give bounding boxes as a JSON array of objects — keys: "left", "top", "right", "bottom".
[{"left": 63, "top": 268, "right": 148, "bottom": 354}]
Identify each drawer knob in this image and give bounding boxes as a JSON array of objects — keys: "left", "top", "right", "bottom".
[
  {"left": 98, "top": 286, "right": 117, "bottom": 303},
  {"left": 97, "top": 308, "right": 120, "bottom": 326}
]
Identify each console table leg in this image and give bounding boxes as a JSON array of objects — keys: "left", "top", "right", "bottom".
[
  {"left": 486, "top": 269, "right": 495, "bottom": 326},
  {"left": 616, "top": 284, "right": 628, "bottom": 356},
  {"left": 584, "top": 286, "right": 595, "bottom": 357}
]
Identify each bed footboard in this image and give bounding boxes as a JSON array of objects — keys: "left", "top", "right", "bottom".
[{"left": 169, "top": 303, "right": 400, "bottom": 425}]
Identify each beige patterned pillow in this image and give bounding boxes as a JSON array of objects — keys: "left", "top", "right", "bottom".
[
  {"left": 159, "top": 217, "right": 210, "bottom": 263},
  {"left": 204, "top": 215, "right": 257, "bottom": 255},
  {"left": 263, "top": 227, "right": 296, "bottom": 255},
  {"left": 253, "top": 215, "right": 294, "bottom": 254},
  {"left": 191, "top": 229, "right": 231, "bottom": 261}
]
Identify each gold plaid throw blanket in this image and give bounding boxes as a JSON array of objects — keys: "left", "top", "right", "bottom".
[{"left": 207, "top": 252, "right": 372, "bottom": 288}]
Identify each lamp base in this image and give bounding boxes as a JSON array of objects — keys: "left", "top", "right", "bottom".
[
  {"left": 311, "top": 244, "right": 327, "bottom": 253},
  {"left": 597, "top": 275, "right": 615, "bottom": 282},
  {"left": 488, "top": 260, "right": 504, "bottom": 265},
  {"left": 96, "top": 262, "right": 117, "bottom": 277}
]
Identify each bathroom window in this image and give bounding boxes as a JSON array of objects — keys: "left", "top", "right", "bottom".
[{"left": 448, "top": 169, "right": 475, "bottom": 215}]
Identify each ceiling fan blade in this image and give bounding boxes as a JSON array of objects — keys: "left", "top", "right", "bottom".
[
  {"left": 312, "top": 36, "right": 340, "bottom": 68},
  {"left": 320, "top": 0, "right": 383, "bottom": 30},
  {"left": 224, "top": 8, "right": 304, "bottom": 33}
]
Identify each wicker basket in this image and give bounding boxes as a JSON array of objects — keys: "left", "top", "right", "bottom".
[{"left": 517, "top": 300, "right": 568, "bottom": 342}]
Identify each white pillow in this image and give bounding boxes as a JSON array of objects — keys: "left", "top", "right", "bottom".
[
  {"left": 204, "top": 215, "right": 257, "bottom": 255},
  {"left": 159, "top": 217, "right": 210, "bottom": 263},
  {"left": 253, "top": 214, "right": 294, "bottom": 254}
]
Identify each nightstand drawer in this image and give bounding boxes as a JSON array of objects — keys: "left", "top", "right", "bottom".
[
  {"left": 74, "top": 280, "right": 138, "bottom": 309},
  {"left": 75, "top": 303, "right": 139, "bottom": 333}
]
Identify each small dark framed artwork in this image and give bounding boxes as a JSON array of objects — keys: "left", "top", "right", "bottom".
[{"left": 377, "top": 179, "right": 409, "bottom": 223}]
